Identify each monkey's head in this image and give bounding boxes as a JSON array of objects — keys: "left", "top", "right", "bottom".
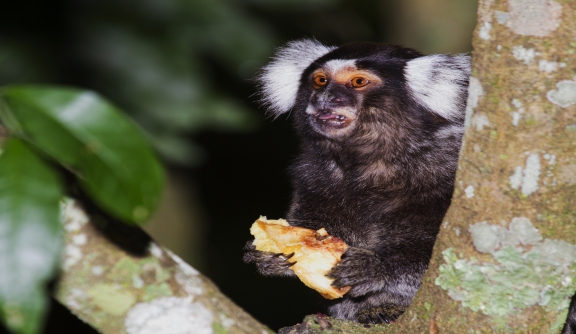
[
  {"left": 302, "top": 56, "right": 385, "bottom": 138},
  {"left": 257, "top": 39, "right": 470, "bottom": 143}
]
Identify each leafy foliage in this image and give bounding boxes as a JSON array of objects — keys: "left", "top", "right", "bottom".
[
  {"left": 0, "top": 85, "right": 165, "bottom": 333},
  {"left": 1, "top": 86, "right": 164, "bottom": 223},
  {"left": 0, "top": 138, "right": 63, "bottom": 334}
]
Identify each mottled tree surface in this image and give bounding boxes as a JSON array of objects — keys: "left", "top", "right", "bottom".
[
  {"left": 393, "top": 0, "right": 576, "bottom": 333},
  {"left": 55, "top": 200, "right": 272, "bottom": 334}
]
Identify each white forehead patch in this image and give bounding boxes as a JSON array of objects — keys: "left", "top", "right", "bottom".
[
  {"left": 405, "top": 54, "right": 471, "bottom": 120},
  {"left": 322, "top": 59, "right": 357, "bottom": 74},
  {"left": 258, "top": 39, "right": 335, "bottom": 116}
]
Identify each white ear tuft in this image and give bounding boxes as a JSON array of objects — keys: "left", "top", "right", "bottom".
[
  {"left": 404, "top": 54, "right": 471, "bottom": 121},
  {"left": 257, "top": 39, "right": 335, "bottom": 116}
]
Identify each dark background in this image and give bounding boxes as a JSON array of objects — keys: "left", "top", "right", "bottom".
[{"left": 0, "top": 0, "right": 477, "bottom": 332}]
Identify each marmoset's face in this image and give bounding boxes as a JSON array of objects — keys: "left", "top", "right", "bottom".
[{"left": 305, "top": 59, "right": 383, "bottom": 138}]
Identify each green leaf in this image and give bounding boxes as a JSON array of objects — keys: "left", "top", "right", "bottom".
[
  {"left": 0, "top": 138, "right": 63, "bottom": 334},
  {"left": 0, "top": 86, "right": 165, "bottom": 224}
]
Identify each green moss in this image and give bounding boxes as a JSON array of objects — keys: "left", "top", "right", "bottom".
[
  {"left": 108, "top": 256, "right": 172, "bottom": 288},
  {"left": 550, "top": 309, "right": 570, "bottom": 333},
  {"left": 526, "top": 117, "right": 537, "bottom": 126},
  {"left": 213, "top": 323, "right": 228, "bottom": 334},
  {"left": 155, "top": 266, "right": 171, "bottom": 282},
  {"left": 537, "top": 211, "right": 576, "bottom": 241},
  {"left": 284, "top": 314, "right": 389, "bottom": 333},
  {"left": 480, "top": 166, "right": 494, "bottom": 174},
  {"left": 435, "top": 219, "right": 576, "bottom": 317},
  {"left": 424, "top": 301, "right": 431, "bottom": 311},
  {"left": 143, "top": 283, "right": 173, "bottom": 301},
  {"left": 109, "top": 258, "right": 144, "bottom": 282},
  {"left": 86, "top": 284, "right": 136, "bottom": 316}
]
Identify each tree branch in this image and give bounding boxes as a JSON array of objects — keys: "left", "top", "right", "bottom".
[{"left": 54, "top": 199, "right": 272, "bottom": 334}]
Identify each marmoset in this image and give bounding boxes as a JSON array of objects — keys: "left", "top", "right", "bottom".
[{"left": 244, "top": 39, "right": 470, "bottom": 324}]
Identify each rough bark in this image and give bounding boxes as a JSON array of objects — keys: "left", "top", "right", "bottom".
[
  {"left": 392, "top": 0, "right": 576, "bottom": 332},
  {"left": 54, "top": 199, "right": 272, "bottom": 334}
]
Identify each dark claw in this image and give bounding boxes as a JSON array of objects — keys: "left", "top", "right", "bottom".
[
  {"left": 331, "top": 277, "right": 350, "bottom": 288},
  {"left": 243, "top": 240, "right": 297, "bottom": 277},
  {"left": 378, "top": 313, "right": 390, "bottom": 324},
  {"left": 273, "top": 252, "right": 296, "bottom": 267},
  {"left": 282, "top": 260, "right": 297, "bottom": 267}
]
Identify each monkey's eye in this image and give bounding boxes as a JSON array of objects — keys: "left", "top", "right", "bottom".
[
  {"left": 313, "top": 74, "right": 328, "bottom": 87},
  {"left": 349, "top": 77, "right": 370, "bottom": 88}
]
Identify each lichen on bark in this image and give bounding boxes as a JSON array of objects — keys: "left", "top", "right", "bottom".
[
  {"left": 436, "top": 219, "right": 576, "bottom": 317},
  {"left": 55, "top": 199, "right": 272, "bottom": 334},
  {"left": 389, "top": 0, "right": 576, "bottom": 332}
]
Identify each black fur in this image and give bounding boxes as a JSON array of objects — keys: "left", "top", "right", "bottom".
[
  {"left": 563, "top": 295, "right": 576, "bottom": 334},
  {"left": 245, "top": 42, "right": 467, "bottom": 324}
]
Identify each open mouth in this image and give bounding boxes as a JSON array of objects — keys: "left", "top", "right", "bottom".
[{"left": 315, "top": 111, "right": 348, "bottom": 128}]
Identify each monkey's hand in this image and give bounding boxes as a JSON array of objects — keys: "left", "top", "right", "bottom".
[
  {"left": 328, "top": 247, "right": 386, "bottom": 298},
  {"left": 243, "top": 241, "right": 297, "bottom": 277},
  {"left": 329, "top": 246, "right": 426, "bottom": 323}
]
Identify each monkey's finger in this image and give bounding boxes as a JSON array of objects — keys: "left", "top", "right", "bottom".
[
  {"left": 330, "top": 276, "right": 360, "bottom": 288},
  {"left": 327, "top": 264, "right": 366, "bottom": 281}
]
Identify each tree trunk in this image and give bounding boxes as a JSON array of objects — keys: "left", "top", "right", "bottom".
[{"left": 391, "top": 0, "right": 576, "bottom": 332}]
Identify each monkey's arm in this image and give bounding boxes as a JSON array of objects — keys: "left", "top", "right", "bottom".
[
  {"left": 328, "top": 244, "right": 430, "bottom": 299},
  {"left": 243, "top": 241, "right": 297, "bottom": 277}
]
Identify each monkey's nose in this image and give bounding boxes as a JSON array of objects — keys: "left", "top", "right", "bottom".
[
  {"left": 325, "top": 94, "right": 348, "bottom": 106},
  {"left": 317, "top": 96, "right": 348, "bottom": 111},
  {"left": 325, "top": 89, "right": 354, "bottom": 107}
]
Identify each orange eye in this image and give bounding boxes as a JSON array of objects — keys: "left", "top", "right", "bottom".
[
  {"left": 350, "top": 77, "right": 370, "bottom": 88},
  {"left": 314, "top": 74, "right": 328, "bottom": 87}
]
